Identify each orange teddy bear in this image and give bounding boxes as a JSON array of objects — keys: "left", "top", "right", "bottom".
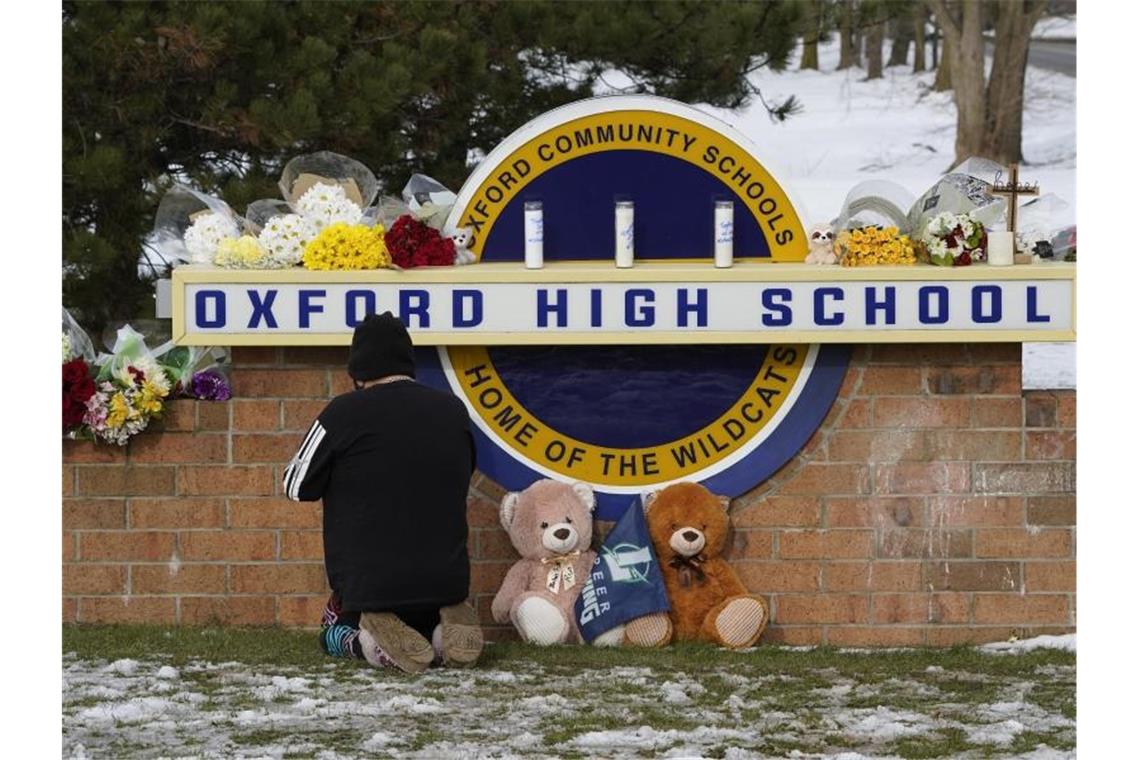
[{"left": 628, "top": 482, "right": 769, "bottom": 649}]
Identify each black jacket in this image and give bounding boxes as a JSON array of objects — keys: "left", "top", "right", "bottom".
[{"left": 284, "top": 380, "right": 476, "bottom": 611}]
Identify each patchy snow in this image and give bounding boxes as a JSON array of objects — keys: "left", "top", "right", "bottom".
[
  {"left": 1023, "top": 343, "right": 1076, "bottom": 390},
  {"left": 979, "top": 633, "right": 1076, "bottom": 655},
  {"left": 1033, "top": 16, "right": 1077, "bottom": 41}
]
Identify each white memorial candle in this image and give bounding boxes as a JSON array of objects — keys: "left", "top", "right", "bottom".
[
  {"left": 614, "top": 201, "right": 635, "bottom": 268},
  {"left": 524, "top": 201, "right": 544, "bottom": 269},
  {"left": 714, "top": 200, "right": 734, "bottom": 268},
  {"left": 988, "top": 230, "right": 1014, "bottom": 266}
]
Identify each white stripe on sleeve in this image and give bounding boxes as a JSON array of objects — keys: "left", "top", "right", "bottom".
[
  {"left": 284, "top": 420, "right": 325, "bottom": 499},
  {"left": 287, "top": 423, "right": 327, "bottom": 501}
]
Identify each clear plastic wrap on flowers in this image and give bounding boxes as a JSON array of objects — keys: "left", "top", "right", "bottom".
[
  {"left": 402, "top": 174, "right": 458, "bottom": 230},
  {"left": 279, "top": 152, "right": 380, "bottom": 211},
  {"left": 153, "top": 184, "right": 243, "bottom": 266},
  {"left": 62, "top": 308, "right": 95, "bottom": 363},
  {"left": 157, "top": 345, "right": 232, "bottom": 400},
  {"left": 94, "top": 324, "right": 162, "bottom": 384},
  {"left": 1014, "top": 193, "right": 1070, "bottom": 246},
  {"left": 907, "top": 157, "right": 1007, "bottom": 235},
  {"left": 835, "top": 180, "right": 916, "bottom": 234}
]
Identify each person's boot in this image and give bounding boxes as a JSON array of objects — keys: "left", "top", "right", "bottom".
[
  {"left": 438, "top": 601, "right": 484, "bottom": 667},
  {"left": 358, "top": 612, "right": 435, "bottom": 673}
]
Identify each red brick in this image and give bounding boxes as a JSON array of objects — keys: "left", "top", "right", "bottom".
[
  {"left": 839, "top": 399, "right": 872, "bottom": 429},
  {"left": 878, "top": 529, "right": 973, "bottom": 559},
  {"left": 129, "top": 433, "right": 227, "bottom": 464},
  {"left": 79, "top": 531, "right": 175, "bottom": 561},
  {"left": 735, "top": 561, "right": 822, "bottom": 592},
  {"left": 1024, "top": 393, "right": 1058, "bottom": 427},
  {"left": 63, "top": 564, "right": 127, "bottom": 595},
  {"left": 967, "top": 343, "right": 1021, "bottom": 364},
  {"left": 858, "top": 366, "right": 923, "bottom": 395},
  {"left": 1027, "top": 496, "right": 1075, "bottom": 526},
  {"left": 469, "top": 561, "right": 514, "bottom": 594},
  {"left": 826, "top": 497, "right": 923, "bottom": 528},
  {"left": 923, "top": 561, "right": 1020, "bottom": 592},
  {"left": 283, "top": 346, "right": 349, "bottom": 365},
  {"left": 870, "top": 344, "right": 968, "bottom": 365},
  {"left": 63, "top": 440, "right": 123, "bottom": 464},
  {"left": 129, "top": 498, "right": 225, "bottom": 529},
  {"left": 926, "top": 366, "right": 1020, "bottom": 395},
  {"left": 872, "top": 593, "right": 970, "bottom": 624},
  {"left": 928, "top": 496, "right": 1025, "bottom": 527},
  {"left": 780, "top": 464, "right": 869, "bottom": 496},
  {"left": 776, "top": 594, "right": 868, "bottom": 624},
  {"left": 282, "top": 400, "right": 328, "bottom": 431},
  {"left": 160, "top": 400, "right": 196, "bottom": 432},
  {"left": 973, "top": 463, "right": 1075, "bottom": 494},
  {"left": 925, "top": 430, "right": 1021, "bottom": 461},
  {"left": 467, "top": 496, "right": 502, "bottom": 528},
  {"left": 973, "top": 397, "right": 1023, "bottom": 428},
  {"left": 974, "top": 594, "right": 1070, "bottom": 625},
  {"left": 277, "top": 595, "right": 329, "bottom": 626},
  {"left": 723, "top": 530, "right": 774, "bottom": 560},
  {"left": 873, "top": 462, "right": 970, "bottom": 494},
  {"left": 732, "top": 496, "right": 821, "bottom": 528},
  {"left": 77, "top": 466, "right": 176, "bottom": 496},
  {"left": 824, "top": 561, "right": 922, "bottom": 592},
  {"left": 280, "top": 530, "right": 324, "bottom": 560},
  {"left": 232, "top": 369, "right": 328, "bottom": 398},
  {"left": 233, "top": 400, "right": 281, "bottom": 431},
  {"left": 178, "top": 466, "right": 275, "bottom": 496},
  {"left": 180, "top": 531, "right": 276, "bottom": 561},
  {"left": 228, "top": 498, "right": 321, "bottom": 528},
  {"left": 231, "top": 347, "right": 281, "bottom": 366},
  {"left": 472, "top": 475, "right": 508, "bottom": 504},
  {"left": 874, "top": 397, "right": 970, "bottom": 428},
  {"left": 63, "top": 499, "right": 126, "bottom": 529},
  {"left": 64, "top": 532, "right": 75, "bottom": 562},
  {"left": 779, "top": 530, "right": 873, "bottom": 559},
  {"left": 63, "top": 466, "right": 75, "bottom": 497},
  {"left": 838, "top": 365, "right": 862, "bottom": 398},
  {"left": 230, "top": 564, "right": 328, "bottom": 594},
  {"left": 761, "top": 626, "right": 823, "bottom": 646},
  {"left": 475, "top": 529, "right": 518, "bottom": 560},
  {"left": 1024, "top": 561, "right": 1075, "bottom": 592},
  {"left": 181, "top": 596, "right": 277, "bottom": 626},
  {"left": 233, "top": 434, "right": 301, "bottom": 464},
  {"left": 62, "top": 598, "right": 78, "bottom": 623},
  {"left": 828, "top": 431, "right": 926, "bottom": 462},
  {"left": 1026, "top": 431, "right": 1076, "bottom": 461},
  {"left": 132, "top": 564, "right": 227, "bottom": 594},
  {"left": 79, "top": 596, "right": 176, "bottom": 624},
  {"left": 1057, "top": 394, "right": 1075, "bottom": 428},
  {"left": 827, "top": 627, "right": 927, "bottom": 647},
  {"left": 197, "top": 402, "right": 230, "bottom": 431},
  {"left": 329, "top": 373, "right": 356, "bottom": 395},
  {"left": 975, "top": 529, "right": 1073, "bottom": 559}
]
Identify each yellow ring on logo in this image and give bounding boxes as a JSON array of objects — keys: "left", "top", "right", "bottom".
[
  {"left": 446, "top": 344, "right": 807, "bottom": 487},
  {"left": 454, "top": 110, "right": 807, "bottom": 263}
]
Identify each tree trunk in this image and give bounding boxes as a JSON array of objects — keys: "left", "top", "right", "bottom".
[
  {"left": 932, "top": 17, "right": 954, "bottom": 92},
  {"left": 800, "top": 0, "right": 822, "bottom": 71},
  {"left": 983, "top": 1, "right": 1047, "bottom": 163},
  {"left": 929, "top": 0, "right": 985, "bottom": 163},
  {"left": 888, "top": 17, "right": 911, "bottom": 67},
  {"left": 867, "top": 20, "right": 885, "bottom": 79},
  {"left": 838, "top": 0, "right": 856, "bottom": 69},
  {"left": 913, "top": 6, "right": 927, "bottom": 72}
]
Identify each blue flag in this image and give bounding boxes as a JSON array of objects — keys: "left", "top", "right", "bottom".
[{"left": 575, "top": 498, "right": 671, "bottom": 643}]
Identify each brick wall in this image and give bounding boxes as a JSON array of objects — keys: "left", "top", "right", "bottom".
[{"left": 62, "top": 343, "right": 1076, "bottom": 645}]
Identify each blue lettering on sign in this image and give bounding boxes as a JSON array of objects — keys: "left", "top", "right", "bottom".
[
  {"left": 677, "top": 288, "right": 708, "bottom": 327},
  {"left": 864, "top": 286, "right": 896, "bottom": 325},
  {"left": 298, "top": 289, "right": 326, "bottom": 328},
  {"left": 971, "top": 285, "right": 1002, "bottom": 324},
  {"left": 345, "top": 290, "right": 376, "bottom": 327},
  {"left": 813, "top": 287, "right": 844, "bottom": 326},
  {"left": 537, "top": 288, "right": 568, "bottom": 328},
  {"left": 760, "top": 288, "right": 792, "bottom": 327},
  {"left": 247, "top": 289, "right": 278, "bottom": 329},
  {"left": 918, "top": 286, "right": 949, "bottom": 324},
  {"left": 590, "top": 288, "right": 603, "bottom": 328},
  {"left": 400, "top": 290, "right": 431, "bottom": 328},
  {"left": 625, "top": 289, "right": 655, "bottom": 327},
  {"left": 195, "top": 290, "right": 226, "bottom": 328},
  {"left": 453, "top": 289, "right": 484, "bottom": 328},
  {"left": 1027, "top": 286, "right": 1050, "bottom": 323}
]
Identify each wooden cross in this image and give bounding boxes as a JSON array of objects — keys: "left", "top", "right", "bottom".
[{"left": 987, "top": 163, "right": 1040, "bottom": 235}]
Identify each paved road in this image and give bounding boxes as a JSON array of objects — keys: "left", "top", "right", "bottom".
[{"left": 984, "top": 38, "right": 1075, "bottom": 76}]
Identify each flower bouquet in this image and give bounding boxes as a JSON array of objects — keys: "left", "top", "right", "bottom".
[
  {"left": 385, "top": 215, "right": 457, "bottom": 268},
  {"left": 835, "top": 226, "right": 917, "bottom": 267},
  {"left": 921, "top": 212, "right": 988, "bottom": 266}
]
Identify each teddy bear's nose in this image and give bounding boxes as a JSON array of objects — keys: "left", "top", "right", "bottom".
[
  {"left": 682, "top": 530, "right": 700, "bottom": 542},
  {"left": 553, "top": 527, "right": 571, "bottom": 540}
]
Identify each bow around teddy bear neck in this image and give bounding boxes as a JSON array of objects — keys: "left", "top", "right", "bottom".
[
  {"left": 669, "top": 553, "right": 709, "bottom": 588},
  {"left": 539, "top": 550, "right": 581, "bottom": 594}
]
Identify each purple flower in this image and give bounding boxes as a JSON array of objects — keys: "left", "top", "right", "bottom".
[{"left": 190, "top": 370, "right": 231, "bottom": 401}]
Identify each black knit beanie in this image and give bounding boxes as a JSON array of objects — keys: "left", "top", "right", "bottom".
[{"left": 347, "top": 312, "right": 416, "bottom": 381}]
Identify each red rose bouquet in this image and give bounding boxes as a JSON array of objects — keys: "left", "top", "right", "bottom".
[
  {"left": 384, "top": 214, "right": 456, "bottom": 268},
  {"left": 63, "top": 358, "right": 96, "bottom": 432}
]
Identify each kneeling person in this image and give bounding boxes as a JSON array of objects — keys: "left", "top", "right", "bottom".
[{"left": 284, "top": 312, "right": 482, "bottom": 672}]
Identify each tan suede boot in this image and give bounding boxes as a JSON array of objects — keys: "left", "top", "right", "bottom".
[
  {"left": 358, "top": 612, "right": 435, "bottom": 674},
  {"left": 439, "top": 602, "right": 484, "bottom": 667}
]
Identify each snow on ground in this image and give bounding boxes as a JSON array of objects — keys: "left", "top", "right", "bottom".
[
  {"left": 63, "top": 644, "right": 1075, "bottom": 759},
  {"left": 979, "top": 634, "right": 1077, "bottom": 655},
  {"left": 1033, "top": 16, "right": 1077, "bottom": 41}
]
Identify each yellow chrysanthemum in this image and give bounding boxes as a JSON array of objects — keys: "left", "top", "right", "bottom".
[{"left": 302, "top": 223, "right": 392, "bottom": 271}]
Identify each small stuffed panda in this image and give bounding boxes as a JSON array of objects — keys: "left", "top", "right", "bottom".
[
  {"left": 449, "top": 226, "right": 476, "bottom": 265},
  {"left": 805, "top": 223, "right": 838, "bottom": 265}
]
